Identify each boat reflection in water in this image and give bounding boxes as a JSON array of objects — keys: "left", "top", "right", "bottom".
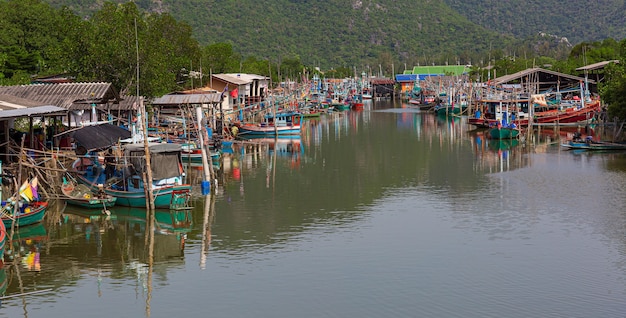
[
  {"left": 1, "top": 222, "right": 49, "bottom": 307},
  {"left": 63, "top": 206, "right": 192, "bottom": 261},
  {"left": 469, "top": 129, "right": 529, "bottom": 173}
]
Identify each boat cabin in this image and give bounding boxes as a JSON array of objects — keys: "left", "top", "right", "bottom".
[{"left": 477, "top": 99, "right": 530, "bottom": 123}]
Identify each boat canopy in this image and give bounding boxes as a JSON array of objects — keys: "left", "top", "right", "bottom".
[
  {"left": 70, "top": 123, "right": 132, "bottom": 152},
  {"left": 123, "top": 143, "right": 183, "bottom": 180}
]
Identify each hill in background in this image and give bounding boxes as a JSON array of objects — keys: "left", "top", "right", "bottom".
[
  {"left": 445, "top": 0, "right": 626, "bottom": 45},
  {"left": 43, "top": 0, "right": 624, "bottom": 69}
]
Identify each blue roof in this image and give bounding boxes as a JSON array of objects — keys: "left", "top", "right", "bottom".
[{"left": 395, "top": 74, "right": 417, "bottom": 82}]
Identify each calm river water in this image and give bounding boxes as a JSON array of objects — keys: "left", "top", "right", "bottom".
[{"left": 2, "top": 100, "right": 626, "bottom": 317}]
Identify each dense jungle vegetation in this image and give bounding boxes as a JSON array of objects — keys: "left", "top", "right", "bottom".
[{"left": 1, "top": 0, "right": 626, "bottom": 120}]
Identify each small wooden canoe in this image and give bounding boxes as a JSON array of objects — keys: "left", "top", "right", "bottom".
[
  {"left": 62, "top": 181, "right": 117, "bottom": 208},
  {"left": 2, "top": 201, "right": 47, "bottom": 228}
]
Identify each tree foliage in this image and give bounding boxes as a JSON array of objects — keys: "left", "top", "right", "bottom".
[
  {"left": 0, "top": 0, "right": 203, "bottom": 97},
  {"left": 599, "top": 39, "right": 626, "bottom": 121}
]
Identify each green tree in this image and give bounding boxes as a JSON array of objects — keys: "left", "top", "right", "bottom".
[
  {"left": 599, "top": 40, "right": 626, "bottom": 123},
  {"left": 142, "top": 12, "right": 201, "bottom": 95},
  {"left": 84, "top": 2, "right": 143, "bottom": 93},
  {"left": 0, "top": 0, "right": 80, "bottom": 83},
  {"left": 84, "top": 2, "right": 201, "bottom": 97},
  {"left": 202, "top": 42, "right": 239, "bottom": 74}
]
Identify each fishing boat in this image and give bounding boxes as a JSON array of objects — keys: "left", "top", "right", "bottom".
[
  {"left": 1, "top": 201, "right": 47, "bottom": 228},
  {"left": 361, "top": 89, "right": 372, "bottom": 100},
  {"left": 180, "top": 142, "right": 221, "bottom": 163},
  {"left": 469, "top": 98, "right": 601, "bottom": 128},
  {"left": 61, "top": 179, "right": 117, "bottom": 208},
  {"left": 237, "top": 110, "right": 302, "bottom": 136},
  {"left": 71, "top": 143, "right": 191, "bottom": 209},
  {"left": 332, "top": 102, "right": 351, "bottom": 111},
  {"left": 351, "top": 101, "right": 364, "bottom": 110},
  {"left": 561, "top": 139, "right": 626, "bottom": 151}
]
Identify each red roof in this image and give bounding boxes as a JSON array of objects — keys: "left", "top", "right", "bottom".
[{"left": 370, "top": 78, "right": 395, "bottom": 85}]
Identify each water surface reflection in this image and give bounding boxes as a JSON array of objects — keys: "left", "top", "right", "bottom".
[{"left": 2, "top": 100, "right": 626, "bottom": 317}]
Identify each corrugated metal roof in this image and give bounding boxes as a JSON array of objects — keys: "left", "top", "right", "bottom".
[
  {"left": 370, "top": 78, "right": 395, "bottom": 85},
  {"left": 492, "top": 68, "right": 594, "bottom": 85},
  {"left": 109, "top": 95, "right": 139, "bottom": 111},
  {"left": 0, "top": 105, "right": 66, "bottom": 119},
  {"left": 151, "top": 93, "right": 223, "bottom": 105},
  {"left": 178, "top": 87, "right": 219, "bottom": 94},
  {"left": 0, "top": 82, "right": 120, "bottom": 110},
  {"left": 212, "top": 73, "right": 268, "bottom": 85},
  {"left": 0, "top": 94, "right": 47, "bottom": 110},
  {"left": 575, "top": 60, "right": 619, "bottom": 71}
]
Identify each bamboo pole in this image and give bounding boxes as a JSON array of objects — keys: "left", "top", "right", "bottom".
[{"left": 140, "top": 97, "right": 155, "bottom": 211}]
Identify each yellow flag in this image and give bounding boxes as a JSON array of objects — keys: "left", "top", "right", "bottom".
[{"left": 19, "top": 180, "right": 33, "bottom": 202}]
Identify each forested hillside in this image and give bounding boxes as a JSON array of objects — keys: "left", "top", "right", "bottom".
[
  {"left": 43, "top": 0, "right": 512, "bottom": 68},
  {"left": 445, "top": 0, "right": 626, "bottom": 45},
  {"left": 42, "top": 0, "right": 625, "bottom": 69}
]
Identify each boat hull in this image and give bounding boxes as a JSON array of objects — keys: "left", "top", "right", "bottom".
[
  {"left": 71, "top": 159, "right": 191, "bottom": 209},
  {"left": 238, "top": 124, "right": 301, "bottom": 136},
  {"left": 561, "top": 140, "right": 626, "bottom": 151},
  {"left": 470, "top": 101, "right": 600, "bottom": 128},
  {"left": 66, "top": 196, "right": 117, "bottom": 208},
  {"left": 104, "top": 184, "right": 191, "bottom": 208},
  {"left": 2, "top": 201, "right": 47, "bottom": 228}
]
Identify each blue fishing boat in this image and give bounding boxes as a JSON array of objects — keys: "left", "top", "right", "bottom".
[
  {"left": 72, "top": 143, "right": 191, "bottom": 209},
  {"left": 561, "top": 139, "right": 626, "bottom": 151}
]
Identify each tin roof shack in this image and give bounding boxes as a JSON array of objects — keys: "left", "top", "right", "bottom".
[
  {"left": 0, "top": 104, "right": 65, "bottom": 162},
  {"left": 210, "top": 73, "right": 270, "bottom": 112},
  {"left": 0, "top": 82, "right": 129, "bottom": 155},
  {"left": 0, "top": 82, "right": 124, "bottom": 124},
  {"left": 370, "top": 78, "right": 396, "bottom": 99},
  {"left": 151, "top": 90, "right": 225, "bottom": 141}
]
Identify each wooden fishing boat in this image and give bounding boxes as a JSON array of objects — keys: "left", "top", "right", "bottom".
[
  {"left": 333, "top": 103, "right": 351, "bottom": 111},
  {"left": 1, "top": 201, "right": 47, "bottom": 228},
  {"left": 470, "top": 99, "right": 601, "bottom": 128},
  {"left": 237, "top": 110, "right": 302, "bottom": 136},
  {"left": 180, "top": 143, "right": 221, "bottom": 163},
  {"left": 561, "top": 139, "right": 626, "bottom": 151},
  {"left": 71, "top": 143, "right": 191, "bottom": 209},
  {"left": 351, "top": 102, "right": 364, "bottom": 110},
  {"left": 61, "top": 179, "right": 117, "bottom": 208}
]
